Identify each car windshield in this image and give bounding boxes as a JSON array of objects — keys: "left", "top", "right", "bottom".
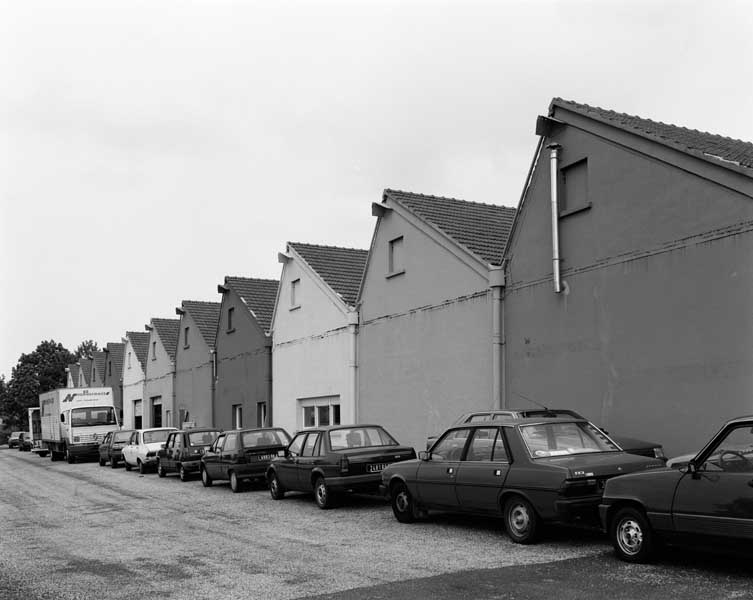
[
  {"left": 71, "top": 407, "right": 117, "bottom": 427},
  {"left": 10, "top": 432, "right": 21, "bottom": 439},
  {"left": 188, "top": 431, "right": 221, "bottom": 446},
  {"left": 113, "top": 431, "right": 132, "bottom": 442},
  {"left": 520, "top": 421, "right": 619, "bottom": 458},
  {"left": 328, "top": 427, "right": 397, "bottom": 450},
  {"left": 241, "top": 429, "right": 290, "bottom": 447},
  {"left": 143, "top": 430, "right": 171, "bottom": 444}
]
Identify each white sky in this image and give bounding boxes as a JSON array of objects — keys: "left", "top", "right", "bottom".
[{"left": 2, "top": 0, "right": 752, "bottom": 379}]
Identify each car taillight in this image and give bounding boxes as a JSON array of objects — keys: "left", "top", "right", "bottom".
[
  {"left": 653, "top": 447, "right": 666, "bottom": 460},
  {"left": 339, "top": 455, "right": 349, "bottom": 474}
]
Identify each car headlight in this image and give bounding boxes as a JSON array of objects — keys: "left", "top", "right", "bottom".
[{"left": 653, "top": 447, "right": 666, "bottom": 459}]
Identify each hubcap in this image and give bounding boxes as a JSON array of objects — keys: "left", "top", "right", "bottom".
[
  {"left": 617, "top": 518, "right": 643, "bottom": 555},
  {"left": 509, "top": 503, "right": 530, "bottom": 534},
  {"left": 316, "top": 482, "right": 326, "bottom": 504},
  {"left": 271, "top": 478, "right": 278, "bottom": 493},
  {"left": 395, "top": 490, "right": 410, "bottom": 512}
]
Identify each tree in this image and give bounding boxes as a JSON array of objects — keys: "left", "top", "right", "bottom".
[
  {"left": 75, "top": 339, "right": 100, "bottom": 360},
  {"left": 0, "top": 340, "right": 75, "bottom": 430}
]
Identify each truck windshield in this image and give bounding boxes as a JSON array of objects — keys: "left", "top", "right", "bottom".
[{"left": 71, "top": 407, "right": 117, "bottom": 427}]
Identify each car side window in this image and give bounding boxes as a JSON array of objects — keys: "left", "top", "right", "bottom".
[
  {"left": 174, "top": 435, "right": 182, "bottom": 449},
  {"left": 492, "top": 429, "right": 509, "bottom": 462},
  {"left": 213, "top": 435, "right": 226, "bottom": 452},
  {"left": 288, "top": 433, "right": 307, "bottom": 457},
  {"left": 224, "top": 434, "right": 238, "bottom": 452},
  {"left": 302, "top": 433, "right": 319, "bottom": 457},
  {"left": 431, "top": 429, "right": 471, "bottom": 461},
  {"left": 467, "top": 414, "right": 490, "bottom": 423},
  {"left": 705, "top": 426, "right": 753, "bottom": 473},
  {"left": 464, "top": 428, "right": 497, "bottom": 462}
]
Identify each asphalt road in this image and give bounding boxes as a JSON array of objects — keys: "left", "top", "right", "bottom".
[{"left": 1, "top": 448, "right": 751, "bottom": 600}]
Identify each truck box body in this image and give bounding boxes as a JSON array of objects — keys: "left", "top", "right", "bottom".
[
  {"left": 39, "top": 387, "right": 119, "bottom": 462},
  {"left": 27, "top": 407, "right": 47, "bottom": 455}
]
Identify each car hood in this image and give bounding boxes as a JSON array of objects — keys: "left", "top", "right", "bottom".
[
  {"left": 540, "top": 452, "right": 664, "bottom": 478},
  {"left": 608, "top": 434, "right": 661, "bottom": 451}
]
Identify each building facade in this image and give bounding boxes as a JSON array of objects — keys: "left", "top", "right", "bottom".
[
  {"left": 103, "top": 342, "right": 125, "bottom": 411},
  {"left": 122, "top": 331, "right": 149, "bottom": 429},
  {"left": 143, "top": 318, "right": 180, "bottom": 429}
]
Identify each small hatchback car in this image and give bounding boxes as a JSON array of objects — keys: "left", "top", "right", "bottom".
[
  {"left": 383, "top": 417, "right": 664, "bottom": 543},
  {"left": 8, "top": 431, "right": 22, "bottom": 449},
  {"left": 158, "top": 428, "right": 221, "bottom": 481},
  {"left": 18, "top": 432, "right": 34, "bottom": 452},
  {"left": 201, "top": 427, "right": 291, "bottom": 492},
  {"left": 122, "top": 428, "right": 177, "bottom": 474},
  {"left": 600, "top": 415, "right": 753, "bottom": 563},
  {"left": 267, "top": 424, "right": 416, "bottom": 509}
]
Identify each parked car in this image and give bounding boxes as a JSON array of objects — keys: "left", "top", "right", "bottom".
[
  {"left": 158, "top": 428, "right": 221, "bottom": 481},
  {"left": 383, "top": 417, "right": 664, "bottom": 543},
  {"left": 18, "top": 432, "right": 34, "bottom": 452},
  {"left": 201, "top": 428, "right": 291, "bottom": 492},
  {"left": 122, "top": 428, "right": 177, "bottom": 474},
  {"left": 429, "top": 408, "right": 666, "bottom": 462},
  {"left": 600, "top": 415, "right": 753, "bottom": 563},
  {"left": 267, "top": 424, "right": 416, "bottom": 509},
  {"left": 8, "top": 431, "right": 22, "bottom": 449},
  {"left": 103, "top": 429, "right": 135, "bottom": 468}
]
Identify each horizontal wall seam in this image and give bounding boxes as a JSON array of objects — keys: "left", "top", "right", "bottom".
[
  {"left": 361, "top": 290, "right": 489, "bottom": 328},
  {"left": 507, "top": 219, "right": 753, "bottom": 292},
  {"left": 273, "top": 325, "right": 352, "bottom": 348}
]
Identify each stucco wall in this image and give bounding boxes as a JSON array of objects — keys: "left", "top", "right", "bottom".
[
  {"left": 174, "top": 311, "right": 214, "bottom": 428},
  {"left": 215, "top": 290, "right": 272, "bottom": 430},
  {"left": 505, "top": 122, "right": 753, "bottom": 457},
  {"left": 143, "top": 329, "right": 175, "bottom": 429},
  {"left": 121, "top": 338, "right": 145, "bottom": 429}
]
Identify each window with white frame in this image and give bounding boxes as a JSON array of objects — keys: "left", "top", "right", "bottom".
[
  {"left": 290, "top": 278, "right": 301, "bottom": 309},
  {"left": 298, "top": 396, "right": 341, "bottom": 429},
  {"left": 127, "top": 351, "right": 132, "bottom": 369},
  {"left": 232, "top": 404, "right": 242, "bottom": 429},
  {"left": 388, "top": 236, "right": 404, "bottom": 276},
  {"left": 227, "top": 307, "right": 234, "bottom": 331},
  {"left": 184, "top": 327, "right": 190, "bottom": 348},
  {"left": 257, "top": 402, "right": 267, "bottom": 427},
  {"left": 152, "top": 341, "right": 157, "bottom": 360}
]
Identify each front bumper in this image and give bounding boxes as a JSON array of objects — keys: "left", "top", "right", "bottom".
[{"left": 69, "top": 443, "right": 100, "bottom": 459}]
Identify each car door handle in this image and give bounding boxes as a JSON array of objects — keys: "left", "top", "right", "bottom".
[
  {"left": 447, "top": 467, "right": 454, "bottom": 475},
  {"left": 494, "top": 469, "right": 503, "bottom": 476},
  {"left": 748, "top": 479, "right": 753, "bottom": 488}
]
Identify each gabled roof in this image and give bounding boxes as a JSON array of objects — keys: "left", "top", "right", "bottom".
[
  {"left": 79, "top": 357, "right": 92, "bottom": 385},
  {"left": 383, "top": 189, "right": 516, "bottom": 266},
  {"left": 179, "top": 301, "right": 221, "bottom": 348},
  {"left": 92, "top": 351, "right": 106, "bottom": 383},
  {"left": 67, "top": 363, "right": 80, "bottom": 385},
  {"left": 288, "top": 242, "right": 369, "bottom": 307},
  {"left": 104, "top": 342, "right": 125, "bottom": 381},
  {"left": 551, "top": 98, "right": 753, "bottom": 175},
  {"left": 126, "top": 331, "right": 150, "bottom": 369},
  {"left": 151, "top": 318, "right": 180, "bottom": 361},
  {"left": 222, "top": 277, "right": 279, "bottom": 334}
]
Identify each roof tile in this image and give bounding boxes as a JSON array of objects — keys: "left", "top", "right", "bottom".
[
  {"left": 288, "top": 243, "right": 368, "bottom": 307},
  {"left": 151, "top": 318, "right": 180, "bottom": 361},
  {"left": 181, "top": 301, "right": 221, "bottom": 348},
  {"left": 126, "top": 331, "right": 151, "bottom": 369},
  {"left": 223, "top": 277, "right": 279, "bottom": 334}
]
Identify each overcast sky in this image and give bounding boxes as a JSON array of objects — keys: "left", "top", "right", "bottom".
[{"left": 1, "top": 0, "right": 752, "bottom": 379}]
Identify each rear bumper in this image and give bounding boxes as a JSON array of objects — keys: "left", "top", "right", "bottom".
[
  {"left": 325, "top": 473, "right": 382, "bottom": 494},
  {"left": 554, "top": 495, "right": 602, "bottom": 524},
  {"left": 181, "top": 459, "right": 202, "bottom": 473}
]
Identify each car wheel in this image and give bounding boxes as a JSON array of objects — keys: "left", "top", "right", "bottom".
[
  {"left": 390, "top": 482, "right": 416, "bottom": 523},
  {"left": 125, "top": 461, "right": 132, "bottom": 471},
  {"left": 65, "top": 448, "right": 75, "bottom": 464},
  {"left": 110, "top": 458, "right": 118, "bottom": 468},
  {"left": 138, "top": 460, "right": 146, "bottom": 474},
  {"left": 230, "top": 471, "right": 243, "bottom": 493},
  {"left": 269, "top": 472, "right": 285, "bottom": 500},
  {"left": 201, "top": 466, "right": 213, "bottom": 487},
  {"left": 611, "top": 506, "right": 656, "bottom": 563},
  {"left": 99, "top": 457, "right": 106, "bottom": 467},
  {"left": 504, "top": 496, "right": 539, "bottom": 544},
  {"left": 157, "top": 460, "right": 166, "bottom": 478},
  {"left": 313, "top": 476, "right": 333, "bottom": 509},
  {"left": 179, "top": 465, "right": 188, "bottom": 482}
]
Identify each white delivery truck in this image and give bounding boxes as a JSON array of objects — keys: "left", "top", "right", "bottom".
[
  {"left": 39, "top": 387, "right": 119, "bottom": 463},
  {"left": 27, "top": 406, "right": 47, "bottom": 456}
]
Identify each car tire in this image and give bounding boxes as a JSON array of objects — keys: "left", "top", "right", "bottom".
[
  {"left": 313, "top": 476, "right": 333, "bottom": 510},
  {"left": 110, "top": 458, "right": 118, "bottom": 468},
  {"left": 125, "top": 461, "right": 132, "bottom": 471},
  {"left": 138, "top": 460, "right": 146, "bottom": 475},
  {"left": 269, "top": 472, "right": 285, "bottom": 500},
  {"left": 611, "top": 506, "right": 656, "bottom": 563},
  {"left": 230, "top": 471, "right": 243, "bottom": 493},
  {"left": 390, "top": 482, "right": 416, "bottom": 523},
  {"left": 179, "top": 465, "right": 188, "bottom": 482},
  {"left": 503, "top": 496, "right": 539, "bottom": 544},
  {"left": 99, "top": 457, "right": 106, "bottom": 467},
  {"left": 157, "top": 460, "right": 166, "bottom": 478},
  {"left": 201, "top": 466, "right": 213, "bottom": 487}
]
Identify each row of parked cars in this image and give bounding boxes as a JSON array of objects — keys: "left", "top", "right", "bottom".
[{"left": 78, "top": 409, "right": 753, "bottom": 563}]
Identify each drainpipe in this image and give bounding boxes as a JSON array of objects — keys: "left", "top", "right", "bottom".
[
  {"left": 347, "top": 310, "right": 359, "bottom": 424},
  {"left": 210, "top": 349, "right": 217, "bottom": 428},
  {"left": 489, "top": 266, "right": 505, "bottom": 409},
  {"left": 548, "top": 143, "right": 563, "bottom": 293}
]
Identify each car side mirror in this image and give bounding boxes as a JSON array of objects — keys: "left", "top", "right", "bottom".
[
  {"left": 687, "top": 461, "right": 699, "bottom": 478},
  {"left": 418, "top": 451, "right": 431, "bottom": 461}
]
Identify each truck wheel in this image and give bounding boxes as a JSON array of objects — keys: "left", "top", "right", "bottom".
[
  {"left": 65, "top": 448, "right": 75, "bottom": 464},
  {"left": 611, "top": 506, "right": 656, "bottom": 563}
]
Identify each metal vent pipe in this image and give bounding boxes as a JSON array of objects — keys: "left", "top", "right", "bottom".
[{"left": 548, "top": 143, "right": 562, "bottom": 293}]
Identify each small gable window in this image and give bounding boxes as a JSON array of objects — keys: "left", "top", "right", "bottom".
[
  {"left": 108, "top": 361, "right": 112, "bottom": 377},
  {"left": 387, "top": 236, "right": 405, "bottom": 277},
  {"left": 127, "top": 352, "right": 132, "bottom": 369},
  {"left": 290, "top": 278, "right": 301, "bottom": 310},
  {"left": 152, "top": 341, "right": 157, "bottom": 360},
  {"left": 227, "top": 307, "right": 235, "bottom": 332},
  {"left": 559, "top": 158, "right": 591, "bottom": 217},
  {"left": 184, "top": 327, "right": 190, "bottom": 348}
]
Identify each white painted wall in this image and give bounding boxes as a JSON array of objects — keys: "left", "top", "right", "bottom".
[
  {"left": 143, "top": 327, "right": 175, "bottom": 429},
  {"left": 122, "top": 337, "right": 145, "bottom": 430}
]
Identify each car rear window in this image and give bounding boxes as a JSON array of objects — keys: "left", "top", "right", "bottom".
[
  {"left": 188, "top": 431, "right": 221, "bottom": 446},
  {"left": 328, "top": 427, "right": 397, "bottom": 450},
  {"left": 113, "top": 431, "right": 131, "bottom": 442},
  {"left": 241, "top": 429, "right": 290, "bottom": 447},
  {"left": 520, "top": 421, "right": 619, "bottom": 458},
  {"left": 143, "top": 430, "right": 171, "bottom": 444}
]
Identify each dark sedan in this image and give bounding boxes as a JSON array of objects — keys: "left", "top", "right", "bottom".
[
  {"left": 201, "top": 428, "right": 291, "bottom": 492},
  {"left": 267, "top": 424, "right": 416, "bottom": 509},
  {"left": 600, "top": 415, "right": 753, "bottom": 563},
  {"left": 99, "top": 429, "right": 134, "bottom": 468},
  {"left": 157, "top": 428, "right": 221, "bottom": 481},
  {"left": 18, "top": 432, "right": 34, "bottom": 452},
  {"left": 383, "top": 418, "right": 664, "bottom": 543},
  {"left": 8, "top": 431, "right": 22, "bottom": 449}
]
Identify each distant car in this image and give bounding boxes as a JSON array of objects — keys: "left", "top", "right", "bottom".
[
  {"left": 267, "top": 424, "right": 416, "bottom": 509},
  {"left": 8, "top": 431, "right": 22, "bottom": 449},
  {"left": 384, "top": 417, "right": 664, "bottom": 543},
  {"left": 18, "top": 432, "right": 34, "bottom": 452},
  {"left": 158, "top": 428, "right": 221, "bottom": 481},
  {"left": 103, "top": 429, "right": 135, "bottom": 468},
  {"left": 200, "top": 428, "right": 291, "bottom": 492},
  {"left": 600, "top": 415, "right": 753, "bottom": 563},
  {"left": 429, "top": 409, "right": 666, "bottom": 462},
  {"left": 122, "top": 428, "right": 177, "bottom": 474}
]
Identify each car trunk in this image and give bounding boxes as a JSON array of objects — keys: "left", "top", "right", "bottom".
[{"left": 339, "top": 446, "right": 416, "bottom": 476}]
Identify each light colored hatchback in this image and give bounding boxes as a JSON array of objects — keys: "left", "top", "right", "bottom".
[{"left": 122, "top": 428, "right": 177, "bottom": 474}]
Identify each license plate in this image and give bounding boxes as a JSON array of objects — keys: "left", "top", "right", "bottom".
[
  {"left": 367, "top": 463, "right": 389, "bottom": 473},
  {"left": 255, "top": 454, "right": 273, "bottom": 461}
]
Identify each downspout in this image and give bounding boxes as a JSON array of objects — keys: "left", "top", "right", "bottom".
[
  {"left": 548, "top": 143, "right": 563, "bottom": 293},
  {"left": 489, "top": 266, "right": 505, "bottom": 409},
  {"left": 347, "top": 310, "right": 359, "bottom": 424},
  {"left": 210, "top": 348, "right": 217, "bottom": 428}
]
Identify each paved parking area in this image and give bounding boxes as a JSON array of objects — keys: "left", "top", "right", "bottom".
[{"left": 1, "top": 448, "right": 750, "bottom": 600}]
